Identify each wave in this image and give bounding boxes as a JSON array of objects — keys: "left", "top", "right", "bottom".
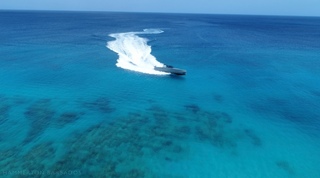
[{"left": 106, "top": 29, "right": 169, "bottom": 75}]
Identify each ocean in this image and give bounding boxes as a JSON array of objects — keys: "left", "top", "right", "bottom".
[{"left": 0, "top": 10, "right": 320, "bottom": 177}]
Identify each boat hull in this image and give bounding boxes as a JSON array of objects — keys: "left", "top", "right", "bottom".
[{"left": 154, "top": 66, "right": 186, "bottom": 75}]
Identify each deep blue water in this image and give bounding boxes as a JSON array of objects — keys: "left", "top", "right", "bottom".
[{"left": 1, "top": 10, "right": 320, "bottom": 177}]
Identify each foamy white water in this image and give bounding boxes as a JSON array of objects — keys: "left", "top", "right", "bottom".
[{"left": 107, "top": 29, "right": 169, "bottom": 75}]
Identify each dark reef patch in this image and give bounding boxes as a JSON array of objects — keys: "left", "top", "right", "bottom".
[
  {"left": 184, "top": 104, "right": 200, "bottom": 113},
  {"left": 174, "top": 125, "right": 192, "bottom": 136},
  {"left": 82, "top": 97, "right": 115, "bottom": 113},
  {"left": 182, "top": 108, "right": 259, "bottom": 151},
  {"left": 0, "top": 147, "right": 20, "bottom": 161},
  {"left": 0, "top": 105, "right": 10, "bottom": 125},
  {"left": 148, "top": 105, "right": 170, "bottom": 125},
  {"left": 0, "top": 101, "right": 263, "bottom": 177},
  {"left": 211, "top": 111, "right": 233, "bottom": 124},
  {"left": 55, "top": 112, "right": 83, "bottom": 127},
  {"left": 21, "top": 142, "right": 56, "bottom": 174},
  {"left": 23, "top": 99, "right": 55, "bottom": 143},
  {"left": 49, "top": 118, "right": 160, "bottom": 177},
  {"left": 213, "top": 94, "right": 223, "bottom": 103},
  {"left": 0, "top": 147, "right": 22, "bottom": 175},
  {"left": 244, "top": 129, "right": 262, "bottom": 146},
  {"left": 0, "top": 143, "right": 56, "bottom": 178},
  {"left": 276, "top": 160, "right": 295, "bottom": 175}
]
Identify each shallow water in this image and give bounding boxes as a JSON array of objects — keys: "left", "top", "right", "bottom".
[{"left": 0, "top": 10, "right": 320, "bottom": 177}]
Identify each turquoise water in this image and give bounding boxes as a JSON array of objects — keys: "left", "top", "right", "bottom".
[{"left": 0, "top": 10, "right": 320, "bottom": 177}]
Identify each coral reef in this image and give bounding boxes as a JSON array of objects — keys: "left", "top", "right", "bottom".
[
  {"left": 48, "top": 106, "right": 193, "bottom": 176},
  {"left": 184, "top": 104, "right": 200, "bottom": 113},
  {"left": 244, "top": 129, "right": 262, "bottom": 146},
  {"left": 48, "top": 104, "right": 262, "bottom": 176},
  {"left": 0, "top": 96, "right": 264, "bottom": 177},
  {"left": 21, "top": 142, "right": 56, "bottom": 175},
  {"left": 49, "top": 120, "right": 158, "bottom": 177},
  {"left": 0, "top": 104, "right": 10, "bottom": 125},
  {"left": 54, "top": 112, "right": 83, "bottom": 127},
  {"left": 0, "top": 150, "right": 22, "bottom": 177},
  {"left": 0, "top": 143, "right": 56, "bottom": 178},
  {"left": 276, "top": 160, "right": 295, "bottom": 175},
  {"left": 23, "top": 99, "right": 55, "bottom": 143},
  {"left": 82, "top": 97, "right": 115, "bottom": 113}
]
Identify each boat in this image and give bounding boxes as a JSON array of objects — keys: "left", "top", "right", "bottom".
[{"left": 154, "top": 65, "right": 186, "bottom": 75}]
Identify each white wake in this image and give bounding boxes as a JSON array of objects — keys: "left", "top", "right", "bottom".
[{"left": 106, "top": 29, "right": 169, "bottom": 75}]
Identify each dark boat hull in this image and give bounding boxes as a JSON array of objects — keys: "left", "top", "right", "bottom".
[{"left": 154, "top": 66, "right": 186, "bottom": 75}]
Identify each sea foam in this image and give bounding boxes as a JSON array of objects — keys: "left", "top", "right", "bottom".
[{"left": 107, "top": 29, "right": 169, "bottom": 75}]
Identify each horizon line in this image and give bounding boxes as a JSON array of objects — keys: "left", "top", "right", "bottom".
[{"left": 0, "top": 8, "right": 319, "bottom": 18}]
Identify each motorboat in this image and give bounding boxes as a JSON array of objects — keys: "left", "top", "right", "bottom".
[{"left": 154, "top": 64, "right": 186, "bottom": 75}]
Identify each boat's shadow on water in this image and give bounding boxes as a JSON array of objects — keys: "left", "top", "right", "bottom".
[
  {"left": 168, "top": 74, "right": 186, "bottom": 81},
  {"left": 149, "top": 73, "right": 186, "bottom": 81}
]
